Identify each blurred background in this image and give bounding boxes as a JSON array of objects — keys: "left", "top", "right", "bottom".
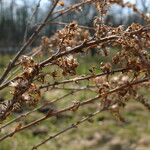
[
  {"left": 0, "top": 1, "right": 150, "bottom": 150},
  {"left": 0, "top": 0, "right": 150, "bottom": 53}
]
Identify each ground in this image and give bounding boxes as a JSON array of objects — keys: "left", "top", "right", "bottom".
[{"left": 0, "top": 54, "right": 150, "bottom": 150}]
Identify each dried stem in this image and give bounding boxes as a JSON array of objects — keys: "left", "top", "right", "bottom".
[
  {"left": 0, "top": 77, "right": 148, "bottom": 142},
  {"left": 32, "top": 109, "right": 103, "bottom": 150}
]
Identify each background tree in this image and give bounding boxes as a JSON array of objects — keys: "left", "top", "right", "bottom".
[{"left": 0, "top": 1, "right": 150, "bottom": 149}]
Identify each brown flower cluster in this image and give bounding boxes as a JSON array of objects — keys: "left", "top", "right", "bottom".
[{"left": 0, "top": 0, "right": 150, "bottom": 149}]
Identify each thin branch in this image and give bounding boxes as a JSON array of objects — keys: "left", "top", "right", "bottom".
[
  {"left": 23, "top": 0, "right": 42, "bottom": 43},
  {"left": 0, "top": 90, "right": 76, "bottom": 130},
  {"left": 0, "top": 77, "right": 148, "bottom": 142},
  {"left": 40, "top": 68, "right": 130, "bottom": 89},
  {"left": 32, "top": 109, "right": 103, "bottom": 150},
  {"left": 49, "top": 0, "right": 92, "bottom": 22},
  {"left": 39, "top": 35, "right": 120, "bottom": 67},
  {"left": 39, "top": 21, "right": 95, "bottom": 31},
  {"left": 51, "top": 86, "right": 99, "bottom": 91},
  {"left": 0, "top": 0, "right": 60, "bottom": 85}
]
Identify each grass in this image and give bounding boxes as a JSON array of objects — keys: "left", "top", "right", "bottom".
[{"left": 0, "top": 54, "right": 150, "bottom": 150}]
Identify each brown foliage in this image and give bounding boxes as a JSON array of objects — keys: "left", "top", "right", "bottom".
[{"left": 0, "top": 0, "right": 150, "bottom": 149}]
